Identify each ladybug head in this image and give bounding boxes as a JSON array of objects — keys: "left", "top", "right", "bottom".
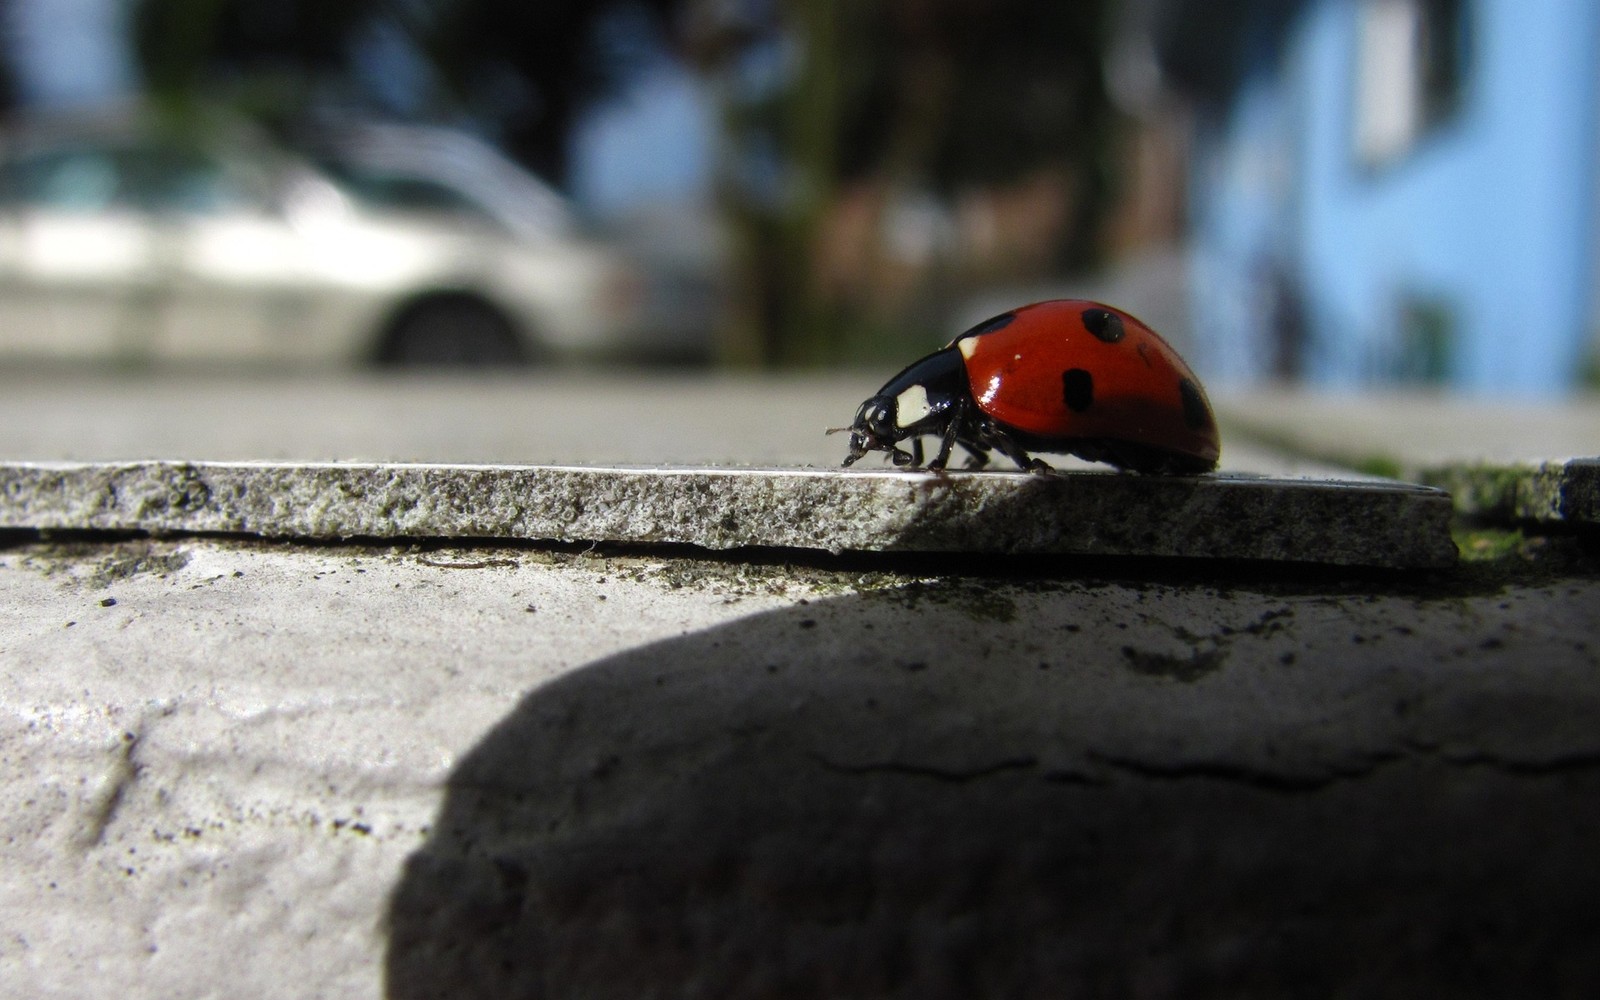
[
  {"left": 832, "top": 346, "right": 969, "bottom": 468},
  {"left": 832, "top": 394, "right": 912, "bottom": 467}
]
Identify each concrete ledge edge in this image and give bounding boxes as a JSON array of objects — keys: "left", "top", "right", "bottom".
[{"left": 0, "top": 460, "right": 1458, "bottom": 569}]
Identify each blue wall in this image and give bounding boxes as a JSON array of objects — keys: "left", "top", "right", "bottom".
[
  {"left": 1188, "top": 0, "right": 1599, "bottom": 394},
  {"left": 1189, "top": 43, "right": 1299, "bottom": 383}
]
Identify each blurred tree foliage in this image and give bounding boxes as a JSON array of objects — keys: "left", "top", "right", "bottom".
[
  {"left": 0, "top": 30, "right": 17, "bottom": 113},
  {"left": 130, "top": 0, "right": 1117, "bottom": 365},
  {"left": 130, "top": 0, "right": 684, "bottom": 184},
  {"left": 686, "top": 0, "right": 1117, "bottom": 364},
  {"left": 132, "top": 0, "right": 382, "bottom": 120},
  {"left": 417, "top": 0, "right": 687, "bottom": 186}
]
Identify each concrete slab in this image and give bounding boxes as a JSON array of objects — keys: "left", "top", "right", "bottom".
[
  {"left": 0, "top": 460, "right": 1458, "bottom": 568},
  {"left": 2, "top": 535, "right": 1597, "bottom": 997}
]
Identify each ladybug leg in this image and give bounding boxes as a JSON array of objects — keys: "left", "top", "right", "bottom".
[
  {"left": 987, "top": 426, "right": 1055, "bottom": 475},
  {"left": 910, "top": 437, "right": 926, "bottom": 468},
  {"left": 928, "top": 396, "right": 984, "bottom": 472},
  {"left": 959, "top": 443, "right": 989, "bottom": 470},
  {"left": 928, "top": 418, "right": 963, "bottom": 471},
  {"left": 1005, "top": 449, "right": 1055, "bottom": 475}
]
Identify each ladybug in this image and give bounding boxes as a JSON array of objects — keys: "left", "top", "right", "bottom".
[{"left": 833, "top": 299, "right": 1219, "bottom": 474}]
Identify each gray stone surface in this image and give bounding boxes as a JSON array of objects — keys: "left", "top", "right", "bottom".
[
  {"left": 2, "top": 535, "right": 1597, "bottom": 998},
  {"left": 0, "top": 460, "right": 1458, "bottom": 568}
]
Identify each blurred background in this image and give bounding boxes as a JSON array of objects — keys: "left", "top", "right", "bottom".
[{"left": 0, "top": 0, "right": 1594, "bottom": 394}]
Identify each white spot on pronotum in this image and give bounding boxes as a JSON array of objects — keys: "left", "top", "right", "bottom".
[
  {"left": 957, "top": 337, "right": 980, "bottom": 360},
  {"left": 895, "top": 384, "right": 932, "bottom": 427}
]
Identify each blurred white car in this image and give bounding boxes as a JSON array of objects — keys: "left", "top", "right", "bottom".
[
  {"left": 0, "top": 109, "right": 714, "bottom": 366},
  {"left": 303, "top": 119, "right": 724, "bottom": 361}
]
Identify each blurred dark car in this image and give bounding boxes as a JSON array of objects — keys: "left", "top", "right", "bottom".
[{"left": 0, "top": 108, "right": 717, "bottom": 366}]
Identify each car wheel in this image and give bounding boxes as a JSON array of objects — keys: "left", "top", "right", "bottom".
[{"left": 378, "top": 298, "right": 528, "bottom": 367}]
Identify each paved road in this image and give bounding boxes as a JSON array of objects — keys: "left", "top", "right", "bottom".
[
  {"left": 0, "top": 368, "right": 859, "bottom": 466},
  {"left": 0, "top": 367, "right": 1377, "bottom": 475}
]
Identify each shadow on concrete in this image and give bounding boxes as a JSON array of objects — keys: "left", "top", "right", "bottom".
[
  {"left": 385, "top": 578, "right": 1600, "bottom": 999},
  {"left": 875, "top": 467, "right": 1455, "bottom": 568}
]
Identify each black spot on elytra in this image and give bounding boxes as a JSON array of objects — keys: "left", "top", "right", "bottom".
[
  {"left": 1081, "top": 308, "right": 1125, "bottom": 344},
  {"left": 1062, "top": 368, "right": 1094, "bottom": 412},
  {"left": 1178, "top": 378, "right": 1209, "bottom": 430},
  {"left": 960, "top": 311, "right": 1016, "bottom": 339}
]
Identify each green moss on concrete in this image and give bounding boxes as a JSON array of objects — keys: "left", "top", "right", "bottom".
[
  {"left": 1453, "top": 527, "right": 1528, "bottom": 563},
  {"left": 865, "top": 579, "right": 1021, "bottom": 624},
  {"left": 1422, "top": 463, "right": 1533, "bottom": 520}
]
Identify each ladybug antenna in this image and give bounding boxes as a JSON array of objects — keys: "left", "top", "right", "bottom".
[{"left": 824, "top": 425, "right": 853, "bottom": 435}]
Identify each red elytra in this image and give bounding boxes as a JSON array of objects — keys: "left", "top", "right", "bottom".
[
  {"left": 955, "top": 300, "right": 1220, "bottom": 469},
  {"left": 836, "top": 299, "right": 1221, "bottom": 475}
]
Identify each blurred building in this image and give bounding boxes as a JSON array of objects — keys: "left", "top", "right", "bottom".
[{"left": 1146, "top": 0, "right": 1599, "bottom": 393}]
